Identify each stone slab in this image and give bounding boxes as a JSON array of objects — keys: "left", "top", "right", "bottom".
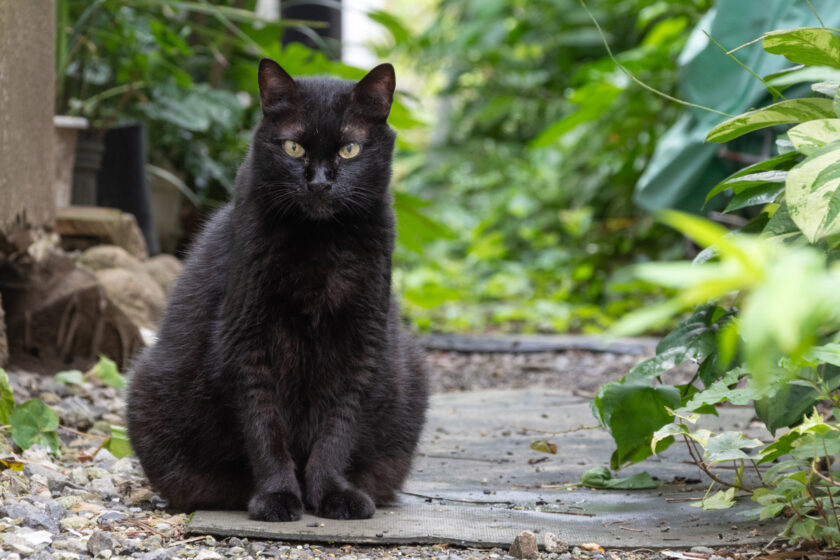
[
  {"left": 188, "top": 389, "right": 781, "bottom": 548},
  {"left": 421, "top": 334, "right": 657, "bottom": 355}
]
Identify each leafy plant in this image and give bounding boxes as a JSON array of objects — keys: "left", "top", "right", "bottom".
[
  {"left": 593, "top": 25, "right": 840, "bottom": 546},
  {"left": 101, "top": 425, "right": 132, "bottom": 459},
  {"left": 381, "top": 0, "right": 711, "bottom": 332},
  {"left": 10, "top": 400, "right": 61, "bottom": 455}
]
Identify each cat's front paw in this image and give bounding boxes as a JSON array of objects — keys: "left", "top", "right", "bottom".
[
  {"left": 317, "top": 487, "right": 375, "bottom": 520},
  {"left": 248, "top": 491, "right": 304, "bottom": 522}
]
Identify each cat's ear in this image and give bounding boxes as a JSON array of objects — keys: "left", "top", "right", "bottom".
[
  {"left": 258, "top": 58, "right": 298, "bottom": 113},
  {"left": 349, "top": 63, "right": 396, "bottom": 121}
]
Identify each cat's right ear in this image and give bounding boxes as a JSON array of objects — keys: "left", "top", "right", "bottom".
[{"left": 258, "top": 59, "right": 298, "bottom": 114}]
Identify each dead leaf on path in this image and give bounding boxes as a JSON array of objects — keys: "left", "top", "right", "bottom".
[
  {"left": 530, "top": 439, "right": 557, "bottom": 454},
  {"left": 581, "top": 543, "right": 604, "bottom": 553}
]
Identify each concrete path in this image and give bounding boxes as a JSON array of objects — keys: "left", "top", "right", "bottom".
[{"left": 188, "top": 388, "right": 781, "bottom": 548}]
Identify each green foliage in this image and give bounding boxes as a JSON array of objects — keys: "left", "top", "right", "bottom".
[
  {"left": 55, "top": 370, "right": 85, "bottom": 387},
  {"left": 385, "top": 0, "right": 711, "bottom": 332},
  {"left": 91, "top": 355, "right": 126, "bottom": 389},
  {"left": 102, "top": 425, "right": 133, "bottom": 459},
  {"left": 10, "top": 400, "right": 61, "bottom": 455},
  {"left": 594, "top": 25, "right": 840, "bottom": 545},
  {"left": 0, "top": 369, "right": 14, "bottom": 425}
]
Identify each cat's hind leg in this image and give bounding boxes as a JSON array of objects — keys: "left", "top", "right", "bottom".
[
  {"left": 153, "top": 464, "right": 251, "bottom": 512},
  {"left": 348, "top": 452, "right": 414, "bottom": 506}
]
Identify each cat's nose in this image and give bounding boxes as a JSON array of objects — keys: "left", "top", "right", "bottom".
[{"left": 308, "top": 182, "right": 332, "bottom": 194}]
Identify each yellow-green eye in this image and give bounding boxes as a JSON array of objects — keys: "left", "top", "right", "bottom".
[
  {"left": 339, "top": 142, "right": 361, "bottom": 159},
  {"left": 283, "top": 140, "right": 305, "bottom": 158}
]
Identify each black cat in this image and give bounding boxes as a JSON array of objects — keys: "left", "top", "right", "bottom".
[{"left": 127, "top": 59, "right": 429, "bottom": 522}]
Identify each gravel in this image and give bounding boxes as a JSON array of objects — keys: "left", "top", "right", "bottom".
[{"left": 0, "top": 351, "right": 775, "bottom": 559}]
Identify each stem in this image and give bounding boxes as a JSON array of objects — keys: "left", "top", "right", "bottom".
[
  {"left": 682, "top": 435, "right": 751, "bottom": 492},
  {"left": 805, "top": 0, "right": 825, "bottom": 28},
  {"left": 703, "top": 31, "right": 786, "bottom": 100},
  {"left": 577, "top": 0, "right": 732, "bottom": 118}
]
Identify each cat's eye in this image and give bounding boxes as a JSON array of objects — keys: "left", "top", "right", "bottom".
[
  {"left": 338, "top": 142, "right": 361, "bottom": 159},
  {"left": 283, "top": 140, "right": 305, "bottom": 158}
]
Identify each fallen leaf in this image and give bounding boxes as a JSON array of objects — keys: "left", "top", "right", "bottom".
[
  {"left": 530, "top": 440, "right": 557, "bottom": 454},
  {"left": 581, "top": 543, "right": 604, "bottom": 553}
]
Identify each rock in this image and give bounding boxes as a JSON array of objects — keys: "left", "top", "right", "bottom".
[
  {"left": 58, "top": 396, "right": 96, "bottom": 430},
  {"left": 80, "top": 245, "right": 146, "bottom": 275},
  {"left": 0, "top": 501, "right": 60, "bottom": 534},
  {"left": 690, "top": 547, "right": 716, "bottom": 555},
  {"left": 56, "top": 206, "right": 148, "bottom": 259},
  {"left": 23, "top": 462, "right": 71, "bottom": 493},
  {"left": 90, "top": 474, "right": 118, "bottom": 497},
  {"left": 112, "top": 457, "right": 134, "bottom": 473},
  {"left": 140, "top": 549, "right": 173, "bottom": 560},
  {"left": 508, "top": 530, "right": 538, "bottom": 559},
  {"left": 195, "top": 551, "right": 223, "bottom": 560},
  {"left": 87, "top": 531, "right": 119, "bottom": 556},
  {"left": 60, "top": 515, "right": 94, "bottom": 530},
  {"left": 543, "top": 533, "right": 568, "bottom": 554},
  {"left": 2, "top": 527, "right": 53, "bottom": 554},
  {"left": 1, "top": 251, "right": 143, "bottom": 372},
  {"left": 129, "top": 487, "right": 155, "bottom": 503},
  {"left": 53, "top": 536, "right": 89, "bottom": 554},
  {"left": 95, "top": 267, "right": 166, "bottom": 330},
  {"left": 93, "top": 448, "right": 118, "bottom": 467},
  {"left": 144, "top": 254, "right": 182, "bottom": 297}
]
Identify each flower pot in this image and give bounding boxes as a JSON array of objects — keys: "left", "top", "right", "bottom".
[{"left": 53, "top": 116, "right": 88, "bottom": 208}]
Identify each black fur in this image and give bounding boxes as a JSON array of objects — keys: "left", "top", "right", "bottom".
[{"left": 127, "top": 60, "right": 429, "bottom": 521}]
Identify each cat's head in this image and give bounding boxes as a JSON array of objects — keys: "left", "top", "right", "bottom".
[{"left": 248, "top": 59, "right": 397, "bottom": 223}]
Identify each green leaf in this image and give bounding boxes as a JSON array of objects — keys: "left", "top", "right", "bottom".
[
  {"left": 760, "top": 502, "right": 786, "bottom": 520},
  {"left": 706, "top": 152, "right": 799, "bottom": 203},
  {"left": 788, "top": 119, "right": 840, "bottom": 155},
  {"left": 762, "top": 28, "right": 840, "bottom": 70},
  {"left": 102, "top": 425, "right": 132, "bottom": 459},
  {"left": 703, "top": 431, "right": 763, "bottom": 465},
  {"left": 0, "top": 369, "right": 15, "bottom": 425},
  {"left": 530, "top": 439, "right": 557, "bottom": 454},
  {"left": 691, "top": 488, "right": 736, "bottom": 510},
  {"left": 55, "top": 370, "right": 84, "bottom": 387},
  {"left": 10, "top": 399, "right": 60, "bottom": 454},
  {"left": 812, "top": 81, "right": 839, "bottom": 97},
  {"left": 759, "top": 430, "right": 805, "bottom": 464},
  {"left": 579, "top": 466, "right": 658, "bottom": 490},
  {"left": 785, "top": 141, "right": 840, "bottom": 242},
  {"left": 91, "top": 355, "right": 125, "bottom": 389},
  {"left": 706, "top": 98, "right": 835, "bottom": 143},
  {"left": 724, "top": 182, "right": 785, "bottom": 213},
  {"left": 592, "top": 380, "right": 681, "bottom": 469},
  {"left": 766, "top": 66, "right": 840, "bottom": 89}
]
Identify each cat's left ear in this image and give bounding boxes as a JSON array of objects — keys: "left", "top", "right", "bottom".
[{"left": 349, "top": 63, "right": 396, "bottom": 121}]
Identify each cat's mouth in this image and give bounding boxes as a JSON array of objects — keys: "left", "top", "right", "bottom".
[{"left": 300, "top": 194, "right": 337, "bottom": 220}]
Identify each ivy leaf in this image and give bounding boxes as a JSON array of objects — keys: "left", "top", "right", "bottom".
[
  {"left": 10, "top": 399, "right": 60, "bottom": 454},
  {"left": 691, "top": 488, "right": 736, "bottom": 510},
  {"left": 102, "top": 425, "right": 132, "bottom": 459},
  {"left": 703, "top": 431, "right": 763, "bottom": 465},
  {"left": 579, "top": 466, "right": 658, "bottom": 490},
  {"left": 90, "top": 356, "right": 125, "bottom": 389},
  {"left": 0, "top": 369, "right": 15, "bottom": 425},
  {"left": 592, "top": 380, "right": 681, "bottom": 469},
  {"left": 55, "top": 370, "right": 84, "bottom": 387},
  {"left": 762, "top": 28, "right": 840, "bottom": 70},
  {"left": 706, "top": 98, "right": 835, "bottom": 143}
]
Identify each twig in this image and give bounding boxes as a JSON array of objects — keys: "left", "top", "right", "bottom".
[
  {"left": 58, "top": 425, "right": 106, "bottom": 439},
  {"left": 682, "top": 435, "right": 751, "bottom": 492},
  {"left": 512, "top": 425, "right": 600, "bottom": 435},
  {"left": 747, "top": 536, "right": 778, "bottom": 560},
  {"left": 399, "top": 491, "right": 512, "bottom": 505},
  {"left": 538, "top": 509, "right": 595, "bottom": 517}
]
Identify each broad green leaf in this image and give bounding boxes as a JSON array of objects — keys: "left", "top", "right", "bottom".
[
  {"left": 530, "top": 440, "right": 557, "bottom": 454},
  {"left": 790, "top": 431, "right": 840, "bottom": 459},
  {"left": 788, "top": 119, "right": 840, "bottom": 155},
  {"left": 579, "top": 466, "right": 658, "bottom": 490},
  {"left": 812, "top": 82, "right": 839, "bottom": 97},
  {"left": 102, "top": 425, "right": 132, "bottom": 458},
  {"left": 0, "top": 369, "right": 15, "bottom": 425},
  {"left": 762, "top": 28, "right": 840, "bottom": 69},
  {"left": 760, "top": 502, "right": 787, "bottom": 520},
  {"left": 785, "top": 141, "right": 840, "bottom": 242},
  {"left": 724, "top": 182, "right": 784, "bottom": 213},
  {"left": 650, "top": 422, "right": 688, "bottom": 452},
  {"left": 759, "top": 430, "right": 803, "bottom": 464},
  {"left": 703, "top": 431, "right": 763, "bottom": 465},
  {"left": 766, "top": 66, "right": 840, "bottom": 88},
  {"left": 807, "top": 343, "right": 840, "bottom": 366},
  {"left": 55, "top": 370, "right": 84, "bottom": 387},
  {"left": 10, "top": 399, "right": 60, "bottom": 454},
  {"left": 91, "top": 355, "right": 125, "bottom": 389},
  {"left": 691, "top": 488, "right": 736, "bottom": 510},
  {"left": 706, "top": 152, "right": 799, "bottom": 203},
  {"left": 592, "top": 380, "right": 681, "bottom": 469},
  {"left": 706, "top": 98, "right": 835, "bottom": 143}
]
